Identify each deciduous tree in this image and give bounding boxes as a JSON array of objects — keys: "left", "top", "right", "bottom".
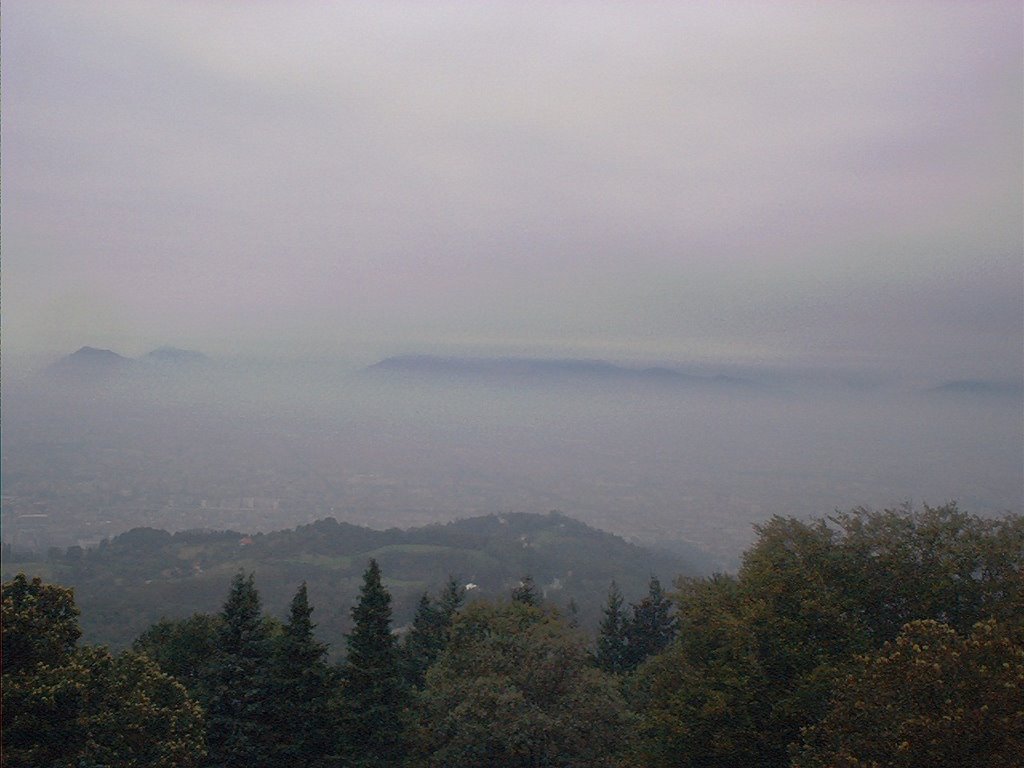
[
  {"left": 2, "top": 573, "right": 81, "bottom": 673},
  {"left": 417, "top": 600, "right": 633, "bottom": 767},
  {"left": 133, "top": 612, "right": 223, "bottom": 697},
  {"left": 794, "top": 619, "right": 1024, "bottom": 768},
  {"left": 2, "top": 574, "right": 205, "bottom": 768}
]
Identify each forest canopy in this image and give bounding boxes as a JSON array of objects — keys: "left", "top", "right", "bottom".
[{"left": 2, "top": 503, "right": 1021, "bottom": 767}]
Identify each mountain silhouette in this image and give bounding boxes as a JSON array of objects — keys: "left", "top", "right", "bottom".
[
  {"left": 365, "top": 354, "right": 754, "bottom": 389},
  {"left": 46, "top": 346, "right": 133, "bottom": 380}
]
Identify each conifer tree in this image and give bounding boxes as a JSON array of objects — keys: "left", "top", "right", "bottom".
[
  {"left": 340, "top": 559, "right": 407, "bottom": 767},
  {"left": 625, "top": 576, "right": 676, "bottom": 669},
  {"left": 596, "top": 581, "right": 630, "bottom": 674},
  {"left": 269, "top": 582, "right": 339, "bottom": 767},
  {"left": 401, "top": 593, "right": 443, "bottom": 689},
  {"left": 204, "top": 571, "right": 275, "bottom": 768},
  {"left": 437, "top": 576, "right": 465, "bottom": 623},
  {"left": 401, "top": 578, "right": 465, "bottom": 689},
  {"left": 567, "top": 596, "right": 580, "bottom": 628}
]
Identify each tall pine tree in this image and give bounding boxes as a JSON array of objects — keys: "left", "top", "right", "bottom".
[
  {"left": 595, "top": 581, "right": 630, "bottom": 674},
  {"left": 268, "top": 582, "right": 339, "bottom": 768},
  {"left": 400, "top": 578, "right": 464, "bottom": 689},
  {"left": 339, "top": 559, "right": 407, "bottom": 767},
  {"left": 437, "top": 577, "right": 466, "bottom": 624},
  {"left": 624, "top": 576, "right": 677, "bottom": 669},
  {"left": 400, "top": 593, "right": 442, "bottom": 690},
  {"left": 204, "top": 572, "right": 275, "bottom": 768}
]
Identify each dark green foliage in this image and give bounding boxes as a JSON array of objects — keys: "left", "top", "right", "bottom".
[
  {"left": 70, "top": 648, "right": 206, "bottom": 768},
  {"left": 822, "top": 503, "right": 1024, "bottom": 638},
  {"left": 133, "top": 578, "right": 341, "bottom": 768},
  {"left": 624, "top": 575, "right": 676, "bottom": 669},
  {"left": 203, "top": 571, "right": 276, "bottom": 768},
  {"left": 340, "top": 559, "right": 408, "bottom": 767},
  {"left": 3, "top": 647, "right": 207, "bottom": 768},
  {"left": 732, "top": 517, "right": 868, "bottom": 757},
  {"left": 401, "top": 578, "right": 466, "bottom": 689},
  {"left": 401, "top": 596, "right": 442, "bottom": 690},
  {"left": 595, "top": 581, "right": 629, "bottom": 674},
  {"left": 267, "top": 582, "right": 340, "bottom": 768},
  {"left": 738, "top": 504, "right": 1023, "bottom": 760},
  {"left": 437, "top": 576, "right": 466, "bottom": 619},
  {"left": 415, "top": 600, "right": 633, "bottom": 767},
  {"left": 566, "top": 596, "right": 580, "bottom": 628},
  {"left": 132, "top": 613, "right": 223, "bottom": 696},
  {"left": 402, "top": 593, "right": 442, "bottom": 689},
  {"left": 280, "top": 581, "right": 329, "bottom": 670},
  {"left": 7, "top": 504, "right": 1020, "bottom": 767},
  {"left": 511, "top": 574, "right": 540, "bottom": 605},
  {"left": 597, "top": 576, "right": 676, "bottom": 675},
  {"left": 630, "top": 504, "right": 1024, "bottom": 768},
  {"left": 629, "top": 574, "right": 778, "bottom": 767}
]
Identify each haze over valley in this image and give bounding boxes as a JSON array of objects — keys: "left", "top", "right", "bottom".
[
  {"left": 3, "top": 347, "right": 1019, "bottom": 569},
  {"left": 2, "top": 3, "right": 1021, "bottom": 568}
]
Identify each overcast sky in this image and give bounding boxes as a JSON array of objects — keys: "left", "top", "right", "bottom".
[{"left": 2, "top": 2, "right": 1021, "bottom": 381}]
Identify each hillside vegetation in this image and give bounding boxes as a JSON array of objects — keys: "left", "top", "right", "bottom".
[
  {"left": 3, "top": 503, "right": 1022, "bottom": 767},
  {"left": 2, "top": 511, "right": 691, "bottom": 654}
]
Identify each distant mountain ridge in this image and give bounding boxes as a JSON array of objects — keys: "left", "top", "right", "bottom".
[
  {"left": 366, "top": 354, "right": 755, "bottom": 389},
  {"left": 927, "top": 379, "right": 1024, "bottom": 398},
  {"left": 44, "top": 346, "right": 208, "bottom": 380},
  {"left": 45, "top": 346, "right": 133, "bottom": 378}
]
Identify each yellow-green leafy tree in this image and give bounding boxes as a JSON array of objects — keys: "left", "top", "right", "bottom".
[
  {"left": 2, "top": 574, "right": 205, "bottom": 768},
  {"left": 794, "top": 619, "right": 1023, "bottom": 768}
]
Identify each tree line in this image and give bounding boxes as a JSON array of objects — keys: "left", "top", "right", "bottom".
[{"left": 3, "top": 503, "right": 1022, "bottom": 767}]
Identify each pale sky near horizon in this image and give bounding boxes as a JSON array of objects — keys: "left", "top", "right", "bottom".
[{"left": 2, "top": 2, "right": 1021, "bottom": 382}]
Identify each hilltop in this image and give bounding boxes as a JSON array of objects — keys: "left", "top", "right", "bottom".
[
  {"left": 45, "top": 346, "right": 133, "bottom": 379},
  {"left": 43, "top": 345, "right": 208, "bottom": 380},
  {"left": 3, "top": 511, "right": 696, "bottom": 657}
]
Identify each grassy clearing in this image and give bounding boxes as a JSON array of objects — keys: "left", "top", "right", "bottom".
[{"left": 286, "top": 553, "right": 354, "bottom": 570}]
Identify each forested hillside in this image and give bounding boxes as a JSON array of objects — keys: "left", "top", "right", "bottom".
[
  {"left": 3, "top": 503, "right": 1022, "bottom": 767},
  {"left": 1, "top": 511, "right": 692, "bottom": 655}
]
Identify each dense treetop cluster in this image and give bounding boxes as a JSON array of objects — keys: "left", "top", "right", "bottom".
[{"left": 2, "top": 503, "right": 1021, "bottom": 767}]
